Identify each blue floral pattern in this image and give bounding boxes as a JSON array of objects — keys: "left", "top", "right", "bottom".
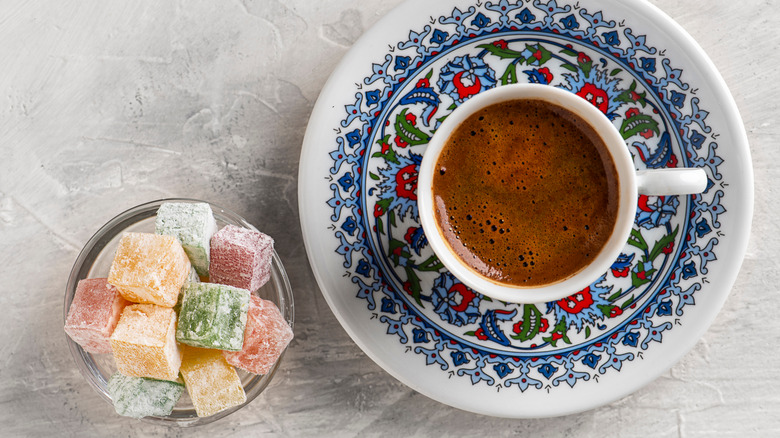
[
  {"left": 323, "top": 0, "right": 726, "bottom": 392},
  {"left": 431, "top": 272, "right": 482, "bottom": 327},
  {"left": 437, "top": 55, "right": 497, "bottom": 105}
]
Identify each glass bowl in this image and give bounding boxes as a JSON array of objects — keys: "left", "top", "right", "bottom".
[{"left": 63, "top": 198, "right": 295, "bottom": 426}]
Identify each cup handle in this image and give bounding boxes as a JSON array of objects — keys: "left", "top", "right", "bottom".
[{"left": 636, "top": 168, "right": 708, "bottom": 196}]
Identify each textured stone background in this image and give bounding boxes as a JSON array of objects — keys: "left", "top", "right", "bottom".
[{"left": 1, "top": 0, "right": 777, "bottom": 436}]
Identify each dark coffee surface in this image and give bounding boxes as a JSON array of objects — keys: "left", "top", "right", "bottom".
[{"left": 432, "top": 98, "right": 619, "bottom": 287}]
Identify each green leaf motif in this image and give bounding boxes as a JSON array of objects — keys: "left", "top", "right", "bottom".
[
  {"left": 631, "top": 269, "right": 655, "bottom": 287},
  {"left": 376, "top": 197, "right": 393, "bottom": 211},
  {"left": 476, "top": 43, "right": 526, "bottom": 60},
  {"left": 627, "top": 229, "right": 649, "bottom": 251},
  {"left": 417, "top": 254, "right": 444, "bottom": 272},
  {"left": 404, "top": 266, "right": 423, "bottom": 306},
  {"left": 395, "top": 109, "right": 430, "bottom": 146},
  {"left": 543, "top": 319, "right": 571, "bottom": 347},
  {"left": 619, "top": 112, "right": 660, "bottom": 140},
  {"left": 501, "top": 62, "right": 518, "bottom": 85},
  {"left": 510, "top": 304, "right": 543, "bottom": 341},
  {"left": 579, "top": 60, "right": 593, "bottom": 78},
  {"left": 524, "top": 43, "right": 552, "bottom": 65},
  {"left": 606, "top": 288, "right": 623, "bottom": 302},
  {"left": 388, "top": 238, "right": 406, "bottom": 256},
  {"left": 369, "top": 172, "right": 380, "bottom": 181},
  {"left": 615, "top": 81, "right": 648, "bottom": 107},
  {"left": 648, "top": 225, "right": 679, "bottom": 261},
  {"left": 561, "top": 63, "right": 578, "bottom": 72},
  {"left": 372, "top": 135, "right": 399, "bottom": 164},
  {"left": 560, "top": 47, "right": 578, "bottom": 57}
]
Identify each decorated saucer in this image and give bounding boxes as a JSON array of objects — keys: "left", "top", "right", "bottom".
[{"left": 298, "top": 0, "right": 752, "bottom": 417}]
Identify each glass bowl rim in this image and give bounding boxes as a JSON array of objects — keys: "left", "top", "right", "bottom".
[{"left": 63, "top": 197, "right": 295, "bottom": 426}]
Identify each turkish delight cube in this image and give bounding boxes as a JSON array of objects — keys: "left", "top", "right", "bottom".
[
  {"left": 154, "top": 202, "right": 217, "bottom": 278},
  {"left": 64, "top": 278, "right": 129, "bottom": 354},
  {"left": 107, "top": 373, "right": 184, "bottom": 419},
  {"left": 210, "top": 225, "right": 274, "bottom": 292},
  {"left": 224, "top": 295, "right": 293, "bottom": 375},
  {"left": 176, "top": 283, "right": 250, "bottom": 351},
  {"left": 110, "top": 304, "right": 182, "bottom": 381},
  {"left": 173, "top": 265, "right": 200, "bottom": 314},
  {"left": 108, "top": 232, "right": 190, "bottom": 307},
  {"left": 179, "top": 345, "right": 246, "bottom": 417}
]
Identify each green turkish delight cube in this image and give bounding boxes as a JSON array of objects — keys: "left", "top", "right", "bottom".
[
  {"left": 176, "top": 282, "right": 250, "bottom": 351},
  {"left": 107, "top": 373, "right": 184, "bottom": 419},
  {"left": 154, "top": 202, "right": 217, "bottom": 277}
]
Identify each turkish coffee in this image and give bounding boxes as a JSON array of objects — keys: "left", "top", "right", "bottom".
[{"left": 431, "top": 98, "right": 619, "bottom": 287}]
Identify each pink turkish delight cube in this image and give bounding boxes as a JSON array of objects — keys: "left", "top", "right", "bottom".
[
  {"left": 64, "top": 278, "right": 130, "bottom": 354},
  {"left": 223, "top": 295, "right": 292, "bottom": 375},
  {"left": 210, "top": 225, "right": 274, "bottom": 292}
]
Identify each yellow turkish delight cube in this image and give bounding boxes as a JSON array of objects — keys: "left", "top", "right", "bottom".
[
  {"left": 179, "top": 345, "right": 246, "bottom": 417},
  {"left": 110, "top": 304, "right": 181, "bottom": 381},
  {"left": 108, "top": 232, "right": 190, "bottom": 307}
]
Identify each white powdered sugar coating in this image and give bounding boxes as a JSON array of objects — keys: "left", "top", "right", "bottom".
[
  {"left": 155, "top": 202, "right": 217, "bottom": 277},
  {"left": 209, "top": 225, "right": 274, "bottom": 292}
]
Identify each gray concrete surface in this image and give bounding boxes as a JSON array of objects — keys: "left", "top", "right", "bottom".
[{"left": 0, "top": 0, "right": 777, "bottom": 436}]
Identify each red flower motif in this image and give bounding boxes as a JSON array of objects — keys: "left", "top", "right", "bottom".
[
  {"left": 577, "top": 52, "right": 591, "bottom": 64},
  {"left": 611, "top": 267, "right": 630, "bottom": 277},
  {"left": 551, "top": 332, "right": 563, "bottom": 341},
  {"left": 403, "top": 281, "right": 413, "bottom": 296},
  {"left": 639, "top": 128, "right": 654, "bottom": 139},
  {"left": 667, "top": 154, "right": 679, "bottom": 168},
  {"left": 415, "top": 77, "right": 430, "bottom": 89},
  {"left": 380, "top": 140, "right": 391, "bottom": 154},
  {"left": 512, "top": 317, "right": 549, "bottom": 334},
  {"left": 404, "top": 227, "right": 417, "bottom": 245},
  {"left": 625, "top": 107, "right": 640, "bottom": 118},
  {"left": 625, "top": 108, "right": 654, "bottom": 139},
  {"left": 662, "top": 240, "right": 675, "bottom": 254},
  {"left": 608, "top": 306, "right": 623, "bottom": 318},
  {"left": 452, "top": 71, "right": 483, "bottom": 100},
  {"left": 557, "top": 286, "right": 594, "bottom": 314},
  {"left": 630, "top": 91, "right": 641, "bottom": 101},
  {"left": 576, "top": 83, "right": 609, "bottom": 113},
  {"left": 637, "top": 194, "right": 653, "bottom": 212},
  {"left": 533, "top": 50, "right": 543, "bottom": 60},
  {"left": 448, "top": 283, "right": 476, "bottom": 312},
  {"left": 373, "top": 203, "right": 385, "bottom": 218},
  {"left": 475, "top": 328, "right": 488, "bottom": 341},
  {"left": 538, "top": 67, "right": 553, "bottom": 83},
  {"left": 394, "top": 135, "right": 409, "bottom": 148},
  {"left": 394, "top": 163, "right": 418, "bottom": 200},
  {"left": 492, "top": 39, "right": 508, "bottom": 49}
]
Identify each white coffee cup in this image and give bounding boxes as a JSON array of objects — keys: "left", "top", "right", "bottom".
[{"left": 417, "top": 84, "right": 707, "bottom": 304}]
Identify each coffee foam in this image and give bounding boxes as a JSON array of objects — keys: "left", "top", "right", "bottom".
[{"left": 432, "top": 99, "right": 619, "bottom": 287}]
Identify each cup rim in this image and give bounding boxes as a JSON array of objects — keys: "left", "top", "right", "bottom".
[{"left": 417, "top": 84, "right": 637, "bottom": 304}]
